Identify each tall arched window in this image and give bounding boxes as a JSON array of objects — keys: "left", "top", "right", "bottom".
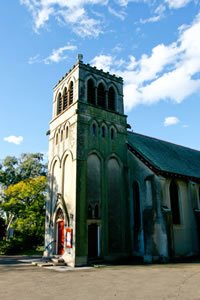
[
  {"left": 63, "top": 87, "right": 68, "bottom": 110},
  {"left": 66, "top": 126, "right": 69, "bottom": 139},
  {"left": 69, "top": 81, "right": 73, "bottom": 105},
  {"left": 108, "top": 158, "right": 122, "bottom": 253},
  {"left": 56, "top": 133, "right": 59, "bottom": 145},
  {"left": 133, "top": 181, "right": 141, "bottom": 251},
  {"left": 60, "top": 130, "right": 63, "bottom": 142},
  {"left": 133, "top": 182, "right": 141, "bottom": 231},
  {"left": 87, "top": 154, "right": 101, "bottom": 219},
  {"left": 87, "top": 79, "right": 95, "bottom": 105},
  {"left": 57, "top": 93, "right": 62, "bottom": 115},
  {"left": 51, "top": 160, "right": 59, "bottom": 216},
  {"left": 92, "top": 123, "right": 97, "bottom": 136},
  {"left": 108, "top": 87, "right": 115, "bottom": 111},
  {"left": 111, "top": 128, "right": 115, "bottom": 140},
  {"left": 101, "top": 126, "right": 106, "bottom": 138},
  {"left": 97, "top": 83, "right": 106, "bottom": 108},
  {"left": 170, "top": 181, "right": 180, "bottom": 225},
  {"left": 62, "top": 155, "right": 72, "bottom": 205}
]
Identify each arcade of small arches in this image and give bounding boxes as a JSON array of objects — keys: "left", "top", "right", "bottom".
[
  {"left": 56, "top": 81, "right": 74, "bottom": 115},
  {"left": 56, "top": 78, "right": 117, "bottom": 116},
  {"left": 91, "top": 121, "right": 117, "bottom": 140},
  {"left": 87, "top": 78, "right": 116, "bottom": 112},
  {"left": 55, "top": 123, "right": 69, "bottom": 145},
  {"left": 54, "top": 120, "right": 117, "bottom": 145}
]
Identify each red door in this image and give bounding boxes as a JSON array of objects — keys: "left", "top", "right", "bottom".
[{"left": 57, "top": 220, "right": 64, "bottom": 255}]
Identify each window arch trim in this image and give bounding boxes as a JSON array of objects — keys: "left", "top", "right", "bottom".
[
  {"left": 87, "top": 78, "right": 96, "bottom": 105},
  {"left": 108, "top": 86, "right": 116, "bottom": 111},
  {"left": 97, "top": 82, "right": 106, "bottom": 108}
]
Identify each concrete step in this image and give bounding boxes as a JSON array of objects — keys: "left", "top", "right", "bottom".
[
  {"left": 38, "top": 262, "right": 54, "bottom": 267},
  {"left": 51, "top": 257, "right": 66, "bottom": 266},
  {"left": 31, "top": 261, "right": 54, "bottom": 267}
]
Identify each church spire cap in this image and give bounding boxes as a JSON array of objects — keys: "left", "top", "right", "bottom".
[{"left": 77, "top": 54, "right": 83, "bottom": 63}]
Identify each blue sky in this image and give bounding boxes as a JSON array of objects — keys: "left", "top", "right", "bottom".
[{"left": 0, "top": 0, "right": 200, "bottom": 159}]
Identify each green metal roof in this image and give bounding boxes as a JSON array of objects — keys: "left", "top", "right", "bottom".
[{"left": 128, "top": 132, "right": 200, "bottom": 180}]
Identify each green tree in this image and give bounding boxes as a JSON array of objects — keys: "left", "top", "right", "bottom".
[
  {"left": 1, "top": 176, "right": 47, "bottom": 248},
  {"left": 0, "top": 153, "right": 47, "bottom": 253},
  {"left": 0, "top": 153, "right": 47, "bottom": 188},
  {"left": 18, "top": 153, "right": 47, "bottom": 181},
  {"left": 0, "top": 156, "right": 19, "bottom": 187}
]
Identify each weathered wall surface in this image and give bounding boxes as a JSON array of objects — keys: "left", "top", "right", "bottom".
[{"left": 128, "top": 150, "right": 200, "bottom": 261}]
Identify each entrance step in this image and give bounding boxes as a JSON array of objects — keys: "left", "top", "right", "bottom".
[
  {"left": 32, "top": 256, "right": 66, "bottom": 267},
  {"left": 37, "top": 262, "right": 54, "bottom": 267},
  {"left": 51, "top": 257, "right": 66, "bottom": 266},
  {"left": 31, "top": 256, "right": 52, "bottom": 266}
]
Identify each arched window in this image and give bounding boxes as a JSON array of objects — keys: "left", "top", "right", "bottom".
[
  {"left": 108, "top": 87, "right": 115, "bottom": 111},
  {"left": 97, "top": 83, "right": 106, "bottom": 108},
  {"left": 101, "top": 126, "right": 106, "bottom": 138},
  {"left": 87, "top": 154, "right": 101, "bottom": 219},
  {"left": 69, "top": 81, "right": 73, "bottom": 105},
  {"left": 56, "top": 133, "right": 59, "bottom": 145},
  {"left": 57, "top": 93, "right": 62, "bottom": 115},
  {"left": 133, "top": 181, "right": 141, "bottom": 232},
  {"left": 108, "top": 158, "right": 122, "bottom": 253},
  {"left": 63, "top": 87, "right": 68, "bottom": 110},
  {"left": 92, "top": 123, "right": 97, "bottom": 136},
  {"left": 111, "top": 128, "right": 115, "bottom": 140},
  {"left": 61, "top": 130, "right": 63, "bottom": 142},
  {"left": 170, "top": 181, "right": 180, "bottom": 225},
  {"left": 66, "top": 126, "right": 69, "bottom": 139},
  {"left": 87, "top": 79, "right": 95, "bottom": 105}
]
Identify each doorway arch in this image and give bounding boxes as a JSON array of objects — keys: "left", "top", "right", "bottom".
[{"left": 55, "top": 208, "right": 65, "bottom": 255}]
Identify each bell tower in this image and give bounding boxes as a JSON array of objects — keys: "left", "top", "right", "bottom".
[{"left": 45, "top": 55, "right": 129, "bottom": 266}]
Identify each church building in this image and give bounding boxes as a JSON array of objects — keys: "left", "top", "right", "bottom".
[{"left": 44, "top": 55, "right": 200, "bottom": 267}]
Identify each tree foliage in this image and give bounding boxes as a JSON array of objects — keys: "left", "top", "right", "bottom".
[
  {"left": 0, "top": 153, "right": 47, "bottom": 254},
  {"left": 0, "top": 153, "right": 47, "bottom": 188},
  {"left": 2, "top": 176, "right": 47, "bottom": 245}
]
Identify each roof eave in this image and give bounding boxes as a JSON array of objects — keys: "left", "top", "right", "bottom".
[{"left": 127, "top": 143, "right": 200, "bottom": 183}]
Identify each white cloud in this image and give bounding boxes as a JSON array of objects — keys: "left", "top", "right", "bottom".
[
  {"left": 165, "top": 0, "right": 192, "bottom": 9},
  {"left": 139, "top": 15, "right": 162, "bottom": 24},
  {"left": 20, "top": 0, "right": 107, "bottom": 37},
  {"left": 44, "top": 44, "right": 77, "bottom": 64},
  {"left": 61, "top": 8, "right": 102, "bottom": 38},
  {"left": 28, "top": 44, "right": 77, "bottom": 64},
  {"left": 164, "top": 117, "right": 180, "bottom": 126},
  {"left": 20, "top": 0, "right": 196, "bottom": 37},
  {"left": 4, "top": 136, "right": 24, "bottom": 145},
  {"left": 91, "top": 55, "right": 114, "bottom": 71},
  {"left": 91, "top": 13, "right": 200, "bottom": 111},
  {"left": 28, "top": 54, "right": 40, "bottom": 64},
  {"left": 35, "top": 6, "right": 54, "bottom": 29},
  {"left": 139, "top": 4, "right": 166, "bottom": 25},
  {"left": 116, "top": 0, "right": 129, "bottom": 6},
  {"left": 108, "top": 6, "right": 126, "bottom": 20},
  {"left": 139, "top": 0, "right": 194, "bottom": 25}
]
